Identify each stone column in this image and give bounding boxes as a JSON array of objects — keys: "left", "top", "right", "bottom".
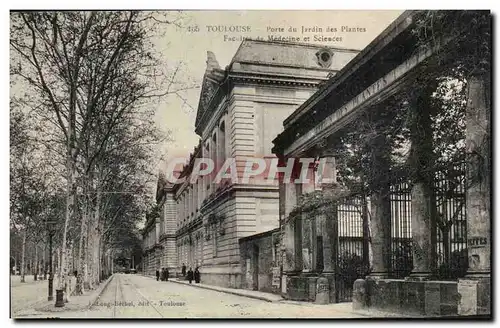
[
  {"left": 299, "top": 161, "right": 315, "bottom": 273},
  {"left": 408, "top": 85, "right": 438, "bottom": 279},
  {"left": 155, "top": 220, "right": 160, "bottom": 244},
  {"left": 369, "top": 191, "right": 391, "bottom": 277},
  {"left": 464, "top": 73, "right": 490, "bottom": 277},
  {"left": 282, "top": 180, "right": 300, "bottom": 272},
  {"left": 458, "top": 73, "right": 491, "bottom": 316},
  {"left": 315, "top": 154, "right": 337, "bottom": 273},
  {"left": 360, "top": 124, "right": 392, "bottom": 279},
  {"left": 319, "top": 212, "right": 335, "bottom": 273}
]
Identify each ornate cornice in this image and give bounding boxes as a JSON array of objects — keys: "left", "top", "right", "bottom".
[{"left": 229, "top": 72, "right": 323, "bottom": 88}]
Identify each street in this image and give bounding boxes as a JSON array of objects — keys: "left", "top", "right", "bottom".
[{"left": 14, "top": 274, "right": 363, "bottom": 319}]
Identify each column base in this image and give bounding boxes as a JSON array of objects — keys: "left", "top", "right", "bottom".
[
  {"left": 367, "top": 272, "right": 389, "bottom": 279},
  {"left": 465, "top": 272, "right": 491, "bottom": 280},
  {"left": 406, "top": 272, "right": 433, "bottom": 281},
  {"left": 458, "top": 274, "right": 491, "bottom": 316}
]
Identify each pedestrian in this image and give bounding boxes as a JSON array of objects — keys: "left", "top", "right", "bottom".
[
  {"left": 156, "top": 268, "right": 160, "bottom": 281},
  {"left": 181, "top": 263, "right": 186, "bottom": 277},
  {"left": 187, "top": 267, "right": 194, "bottom": 284},
  {"left": 165, "top": 268, "right": 169, "bottom": 281},
  {"left": 194, "top": 267, "right": 200, "bottom": 283}
]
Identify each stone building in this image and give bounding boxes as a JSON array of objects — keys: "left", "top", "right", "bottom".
[
  {"left": 142, "top": 214, "right": 160, "bottom": 276},
  {"left": 141, "top": 173, "right": 178, "bottom": 276},
  {"left": 148, "top": 39, "right": 359, "bottom": 287},
  {"left": 272, "top": 11, "right": 491, "bottom": 316}
]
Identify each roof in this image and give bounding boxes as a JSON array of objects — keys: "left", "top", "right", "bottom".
[
  {"left": 194, "top": 39, "right": 359, "bottom": 136},
  {"left": 231, "top": 39, "right": 360, "bottom": 71},
  {"left": 239, "top": 228, "right": 280, "bottom": 243}
]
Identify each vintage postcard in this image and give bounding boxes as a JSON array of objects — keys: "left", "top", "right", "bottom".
[{"left": 9, "top": 9, "right": 492, "bottom": 319}]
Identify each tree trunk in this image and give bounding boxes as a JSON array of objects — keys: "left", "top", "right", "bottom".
[
  {"left": 65, "top": 243, "right": 72, "bottom": 302},
  {"left": 76, "top": 200, "right": 89, "bottom": 295},
  {"left": 90, "top": 180, "right": 102, "bottom": 287},
  {"left": 59, "top": 155, "right": 75, "bottom": 291},
  {"left": 20, "top": 229, "right": 27, "bottom": 283},
  {"left": 34, "top": 244, "right": 38, "bottom": 281},
  {"left": 85, "top": 220, "right": 92, "bottom": 290}
]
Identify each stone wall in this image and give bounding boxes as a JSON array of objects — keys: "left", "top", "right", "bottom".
[
  {"left": 352, "top": 277, "right": 491, "bottom": 317},
  {"left": 239, "top": 228, "right": 281, "bottom": 294}
]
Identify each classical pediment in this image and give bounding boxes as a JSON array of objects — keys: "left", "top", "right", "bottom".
[{"left": 195, "top": 51, "right": 225, "bottom": 130}]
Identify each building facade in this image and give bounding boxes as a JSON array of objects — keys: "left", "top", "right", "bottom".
[{"left": 144, "top": 39, "right": 359, "bottom": 287}]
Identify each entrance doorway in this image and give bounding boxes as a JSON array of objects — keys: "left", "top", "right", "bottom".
[{"left": 252, "top": 245, "right": 259, "bottom": 291}]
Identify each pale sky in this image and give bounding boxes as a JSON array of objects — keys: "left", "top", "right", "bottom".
[{"left": 146, "top": 10, "right": 404, "bottom": 171}]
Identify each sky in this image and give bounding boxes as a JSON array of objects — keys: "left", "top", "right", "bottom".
[{"left": 153, "top": 10, "right": 403, "bottom": 172}]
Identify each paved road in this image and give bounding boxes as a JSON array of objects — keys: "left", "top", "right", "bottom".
[{"left": 18, "top": 274, "right": 362, "bottom": 318}]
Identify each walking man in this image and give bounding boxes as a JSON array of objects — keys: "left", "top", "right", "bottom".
[
  {"left": 165, "top": 268, "right": 169, "bottom": 281},
  {"left": 194, "top": 267, "right": 200, "bottom": 284},
  {"left": 187, "top": 267, "right": 194, "bottom": 284},
  {"left": 181, "top": 263, "right": 186, "bottom": 278},
  {"left": 156, "top": 268, "right": 160, "bottom": 281}
]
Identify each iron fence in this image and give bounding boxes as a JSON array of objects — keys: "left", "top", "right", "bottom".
[
  {"left": 326, "top": 163, "right": 467, "bottom": 302},
  {"left": 388, "top": 163, "right": 468, "bottom": 279}
]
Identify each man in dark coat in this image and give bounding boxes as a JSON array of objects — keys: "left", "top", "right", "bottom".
[
  {"left": 156, "top": 269, "right": 160, "bottom": 281},
  {"left": 165, "top": 268, "right": 169, "bottom": 281},
  {"left": 181, "top": 263, "right": 186, "bottom": 277},
  {"left": 194, "top": 267, "right": 200, "bottom": 283},
  {"left": 187, "top": 267, "right": 194, "bottom": 284},
  {"left": 160, "top": 268, "right": 165, "bottom": 281}
]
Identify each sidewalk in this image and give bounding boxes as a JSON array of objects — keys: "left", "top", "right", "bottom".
[
  {"left": 147, "top": 275, "right": 283, "bottom": 302},
  {"left": 10, "top": 275, "right": 49, "bottom": 287},
  {"left": 10, "top": 277, "right": 64, "bottom": 316},
  {"left": 13, "top": 275, "right": 114, "bottom": 318},
  {"left": 143, "top": 275, "right": 414, "bottom": 317}
]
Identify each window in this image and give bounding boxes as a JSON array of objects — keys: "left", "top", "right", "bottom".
[
  {"left": 316, "top": 49, "right": 333, "bottom": 68},
  {"left": 213, "top": 232, "right": 218, "bottom": 258},
  {"left": 219, "top": 121, "right": 226, "bottom": 164}
]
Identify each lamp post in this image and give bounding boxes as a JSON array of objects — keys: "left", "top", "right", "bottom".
[{"left": 46, "top": 219, "right": 56, "bottom": 302}]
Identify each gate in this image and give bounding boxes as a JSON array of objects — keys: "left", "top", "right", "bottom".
[{"left": 334, "top": 195, "right": 369, "bottom": 302}]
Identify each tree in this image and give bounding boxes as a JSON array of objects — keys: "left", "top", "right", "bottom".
[{"left": 10, "top": 11, "right": 187, "bottom": 293}]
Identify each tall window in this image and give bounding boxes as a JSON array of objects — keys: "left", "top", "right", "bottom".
[
  {"left": 205, "top": 143, "right": 210, "bottom": 193},
  {"left": 213, "top": 230, "right": 218, "bottom": 258},
  {"left": 211, "top": 133, "right": 217, "bottom": 193},
  {"left": 218, "top": 121, "right": 226, "bottom": 166},
  {"left": 190, "top": 185, "right": 194, "bottom": 219}
]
